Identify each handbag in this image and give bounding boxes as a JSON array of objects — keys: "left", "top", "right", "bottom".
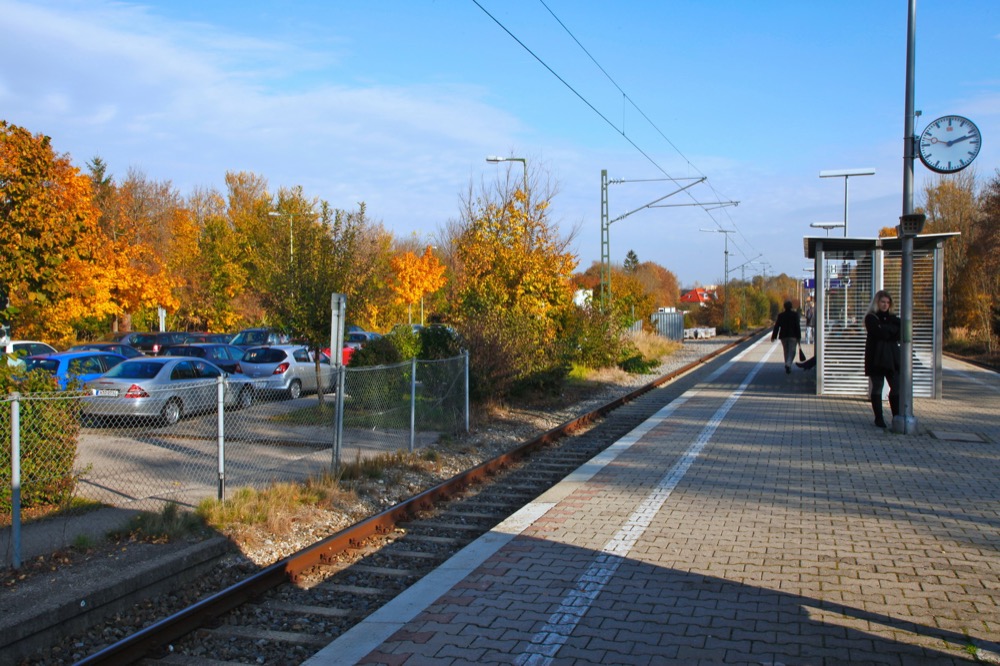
[{"left": 798, "top": 343, "right": 806, "bottom": 362}]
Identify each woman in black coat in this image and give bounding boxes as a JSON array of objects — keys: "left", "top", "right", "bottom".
[{"left": 864, "top": 289, "right": 901, "bottom": 428}]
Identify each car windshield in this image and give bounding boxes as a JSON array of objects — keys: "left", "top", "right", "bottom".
[
  {"left": 165, "top": 346, "right": 204, "bottom": 357},
  {"left": 132, "top": 334, "right": 157, "bottom": 346},
  {"left": 104, "top": 361, "right": 165, "bottom": 379},
  {"left": 243, "top": 348, "right": 286, "bottom": 363},
  {"left": 24, "top": 358, "right": 59, "bottom": 374},
  {"left": 232, "top": 331, "right": 267, "bottom": 345}
]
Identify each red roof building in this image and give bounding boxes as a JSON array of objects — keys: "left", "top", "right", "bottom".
[{"left": 679, "top": 288, "right": 714, "bottom": 306}]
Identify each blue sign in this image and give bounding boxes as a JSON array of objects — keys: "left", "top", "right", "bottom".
[{"left": 803, "top": 278, "right": 815, "bottom": 289}]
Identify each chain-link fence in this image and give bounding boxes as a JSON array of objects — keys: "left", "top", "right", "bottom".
[{"left": 2, "top": 353, "right": 468, "bottom": 567}]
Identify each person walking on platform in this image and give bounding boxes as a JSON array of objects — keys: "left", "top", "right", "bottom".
[
  {"left": 771, "top": 300, "right": 801, "bottom": 374},
  {"left": 864, "top": 289, "right": 901, "bottom": 428},
  {"left": 804, "top": 298, "right": 815, "bottom": 345}
]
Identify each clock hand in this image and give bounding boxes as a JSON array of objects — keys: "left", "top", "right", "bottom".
[{"left": 947, "top": 134, "right": 973, "bottom": 147}]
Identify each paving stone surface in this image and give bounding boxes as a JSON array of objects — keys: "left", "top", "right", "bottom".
[{"left": 308, "top": 338, "right": 1000, "bottom": 665}]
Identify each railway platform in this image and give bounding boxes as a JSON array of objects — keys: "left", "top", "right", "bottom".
[{"left": 306, "top": 335, "right": 1000, "bottom": 665}]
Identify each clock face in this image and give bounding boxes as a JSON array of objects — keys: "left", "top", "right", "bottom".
[{"left": 918, "top": 115, "right": 981, "bottom": 174}]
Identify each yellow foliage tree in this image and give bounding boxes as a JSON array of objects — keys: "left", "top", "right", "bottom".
[{"left": 390, "top": 246, "right": 446, "bottom": 324}]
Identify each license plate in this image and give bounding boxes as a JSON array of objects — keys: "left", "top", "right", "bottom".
[{"left": 94, "top": 389, "right": 119, "bottom": 397}]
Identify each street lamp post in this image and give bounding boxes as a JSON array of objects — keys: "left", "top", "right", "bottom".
[
  {"left": 268, "top": 211, "right": 294, "bottom": 264},
  {"left": 819, "top": 168, "right": 875, "bottom": 237},
  {"left": 485, "top": 155, "right": 528, "bottom": 204},
  {"left": 700, "top": 228, "right": 735, "bottom": 333},
  {"left": 810, "top": 221, "right": 846, "bottom": 237}
]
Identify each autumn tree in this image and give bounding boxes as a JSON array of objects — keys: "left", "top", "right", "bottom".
[
  {"left": 87, "top": 164, "right": 180, "bottom": 333},
  {"left": 633, "top": 261, "right": 680, "bottom": 309},
  {"left": 922, "top": 171, "right": 981, "bottom": 331},
  {"left": 0, "top": 121, "right": 113, "bottom": 344},
  {"left": 968, "top": 171, "right": 1000, "bottom": 349},
  {"left": 183, "top": 186, "right": 247, "bottom": 332},
  {"left": 451, "top": 187, "right": 577, "bottom": 399},
  {"left": 390, "top": 246, "right": 447, "bottom": 325}
]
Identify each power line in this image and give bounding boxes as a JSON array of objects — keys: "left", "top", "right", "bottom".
[{"left": 472, "top": 0, "right": 768, "bottom": 272}]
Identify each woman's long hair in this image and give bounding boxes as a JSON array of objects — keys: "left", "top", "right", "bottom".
[{"left": 868, "top": 289, "right": 893, "bottom": 314}]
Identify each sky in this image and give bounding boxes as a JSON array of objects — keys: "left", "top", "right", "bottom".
[{"left": 3, "top": 1, "right": 999, "bottom": 288}]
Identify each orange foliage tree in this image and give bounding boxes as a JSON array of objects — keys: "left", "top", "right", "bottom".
[
  {"left": 0, "top": 121, "right": 116, "bottom": 344},
  {"left": 390, "top": 246, "right": 447, "bottom": 324}
]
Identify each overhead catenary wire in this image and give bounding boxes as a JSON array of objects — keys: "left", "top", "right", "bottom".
[{"left": 472, "top": 0, "right": 767, "bottom": 272}]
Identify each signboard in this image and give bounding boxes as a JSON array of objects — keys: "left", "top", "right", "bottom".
[{"left": 803, "top": 278, "right": 815, "bottom": 289}]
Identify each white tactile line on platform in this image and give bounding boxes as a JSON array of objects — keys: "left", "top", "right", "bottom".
[
  {"left": 304, "top": 339, "right": 767, "bottom": 666},
  {"left": 515, "top": 337, "right": 775, "bottom": 666}
]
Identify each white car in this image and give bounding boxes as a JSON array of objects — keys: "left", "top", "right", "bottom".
[
  {"left": 239, "top": 345, "right": 334, "bottom": 399},
  {"left": 4, "top": 340, "right": 58, "bottom": 367}
]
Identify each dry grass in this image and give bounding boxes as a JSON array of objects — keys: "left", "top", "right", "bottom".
[{"left": 631, "top": 330, "right": 683, "bottom": 360}]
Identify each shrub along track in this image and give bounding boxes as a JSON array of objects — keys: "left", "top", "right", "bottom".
[{"left": 61, "top": 335, "right": 749, "bottom": 665}]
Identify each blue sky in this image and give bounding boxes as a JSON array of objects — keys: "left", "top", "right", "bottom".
[{"left": 3, "top": 1, "right": 998, "bottom": 288}]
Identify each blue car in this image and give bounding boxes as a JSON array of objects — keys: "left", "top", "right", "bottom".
[{"left": 24, "top": 351, "right": 127, "bottom": 390}]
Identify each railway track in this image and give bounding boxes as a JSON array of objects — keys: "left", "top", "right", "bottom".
[{"left": 33, "top": 336, "right": 747, "bottom": 665}]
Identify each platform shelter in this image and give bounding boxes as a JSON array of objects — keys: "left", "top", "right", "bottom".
[{"left": 804, "top": 233, "right": 957, "bottom": 398}]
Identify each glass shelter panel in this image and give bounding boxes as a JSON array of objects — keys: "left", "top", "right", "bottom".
[
  {"left": 812, "top": 239, "right": 945, "bottom": 399},
  {"left": 881, "top": 250, "right": 937, "bottom": 398},
  {"left": 819, "top": 251, "right": 874, "bottom": 396}
]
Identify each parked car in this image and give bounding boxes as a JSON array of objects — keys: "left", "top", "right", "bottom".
[
  {"left": 4, "top": 340, "right": 59, "bottom": 367},
  {"left": 24, "top": 351, "right": 126, "bottom": 390},
  {"left": 184, "top": 332, "right": 234, "bottom": 344},
  {"left": 69, "top": 342, "right": 145, "bottom": 358},
  {"left": 104, "top": 331, "right": 145, "bottom": 347},
  {"left": 130, "top": 332, "right": 191, "bottom": 356},
  {"left": 84, "top": 357, "right": 254, "bottom": 425},
  {"left": 230, "top": 328, "right": 289, "bottom": 350},
  {"left": 344, "top": 331, "right": 381, "bottom": 350},
  {"left": 161, "top": 343, "right": 245, "bottom": 374},
  {"left": 239, "top": 345, "right": 333, "bottom": 399},
  {"left": 4, "top": 340, "right": 58, "bottom": 357}
]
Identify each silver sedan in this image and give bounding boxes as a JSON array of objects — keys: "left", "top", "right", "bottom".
[
  {"left": 238, "top": 345, "right": 334, "bottom": 399},
  {"left": 84, "top": 356, "right": 254, "bottom": 425}
]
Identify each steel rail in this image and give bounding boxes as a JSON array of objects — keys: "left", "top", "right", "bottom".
[{"left": 76, "top": 332, "right": 754, "bottom": 665}]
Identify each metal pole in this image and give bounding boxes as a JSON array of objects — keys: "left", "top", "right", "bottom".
[
  {"left": 464, "top": 350, "right": 470, "bottom": 433},
  {"left": 409, "top": 358, "right": 417, "bottom": 452},
  {"left": 843, "top": 177, "right": 849, "bottom": 237},
  {"left": 217, "top": 376, "right": 225, "bottom": 501},
  {"left": 723, "top": 233, "right": 729, "bottom": 332},
  {"left": 11, "top": 393, "right": 21, "bottom": 569},
  {"left": 895, "top": 0, "right": 918, "bottom": 434}
]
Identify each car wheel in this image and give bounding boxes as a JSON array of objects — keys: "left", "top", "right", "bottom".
[
  {"left": 287, "top": 379, "right": 302, "bottom": 400},
  {"left": 161, "top": 398, "right": 183, "bottom": 425},
  {"left": 237, "top": 386, "right": 253, "bottom": 410}
]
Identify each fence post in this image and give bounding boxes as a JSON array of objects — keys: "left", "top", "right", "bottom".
[
  {"left": 10, "top": 392, "right": 21, "bottom": 569},
  {"left": 333, "top": 364, "right": 345, "bottom": 470},
  {"left": 409, "top": 358, "right": 417, "bottom": 452},
  {"left": 464, "top": 350, "right": 470, "bottom": 433},
  {"left": 216, "top": 376, "right": 225, "bottom": 501}
]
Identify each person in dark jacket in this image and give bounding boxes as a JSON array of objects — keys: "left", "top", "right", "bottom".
[
  {"left": 771, "top": 300, "right": 801, "bottom": 374},
  {"left": 864, "top": 289, "right": 901, "bottom": 428}
]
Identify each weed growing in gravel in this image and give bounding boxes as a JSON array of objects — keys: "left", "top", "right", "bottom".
[{"left": 110, "top": 502, "right": 209, "bottom": 543}]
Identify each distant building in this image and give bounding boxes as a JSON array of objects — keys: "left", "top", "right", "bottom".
[
  {"left": 573, "top": 289, "right": 593, "bottom": 308},
  {"left": 679, "top": 288, "right": 714, "bottom": 307}
]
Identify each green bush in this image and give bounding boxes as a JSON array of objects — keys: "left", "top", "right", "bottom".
[
  {"left": 386, "top": 324, "right": 421, "bottom": 360},
  {"left": 419, "top": 325, "right": 463, "bottom": 360},
  {"left": 349, "top": 335, "right": 403, "bottom": 367},
  {"left": 0, "top": 363, "right": 81, "bottom": 512}
]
